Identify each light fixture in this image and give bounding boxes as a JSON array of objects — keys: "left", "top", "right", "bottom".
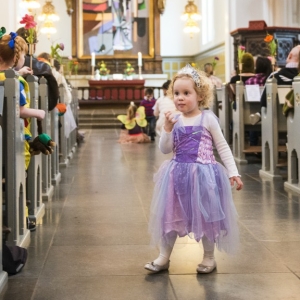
[
  {"left": 65, "top": 0, "right": 73, "bottom": 16},
  {"left": 20, "top": 0, "right": 40, "bottom": 9},
  {"left": 181, "top": 0, "right": 201, "bottom": 38},
  {"left": 38, "top": 0, "right": 59, "bottom": 22},
  {"left": 40, "top": 20, "right": 57, "bottom": 39}
]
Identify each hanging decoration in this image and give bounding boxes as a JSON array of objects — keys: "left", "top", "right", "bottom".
[
  {"left": 181, "top": 0, "right": 201, "bottom": 38},
  {"left": 39, "top": 0, "right": 59, "bottom": 38}
]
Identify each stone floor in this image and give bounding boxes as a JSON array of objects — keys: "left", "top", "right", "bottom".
[{"left": 1, "top": 128, "right": 300, "bottom": 300}]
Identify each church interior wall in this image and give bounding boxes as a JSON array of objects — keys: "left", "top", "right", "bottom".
[{"left": 1, "top": 0, "right": 300, "bottom": 82}]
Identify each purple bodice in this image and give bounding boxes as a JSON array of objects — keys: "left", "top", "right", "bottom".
[{"left": 173, "top": 122, "right": 216, "bottom": 164}]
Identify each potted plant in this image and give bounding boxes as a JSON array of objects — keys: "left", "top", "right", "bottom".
[
  {"left": 67, "top": 57, "right": 79, "bottom": 76},
  {"left": 98, "top": 61, "right": 109, "bottom": 80},
  {"left": 124, "top": 62, "right": 135, "bottom": 80}
]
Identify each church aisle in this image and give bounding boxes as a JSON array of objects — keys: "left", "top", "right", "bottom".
[{"left": 1, "top": 129, "right": 300, "bottom": 300}]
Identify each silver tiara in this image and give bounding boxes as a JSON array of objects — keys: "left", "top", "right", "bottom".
[{"left": 178, "top": 64, "right": 201, "bottom": 88}]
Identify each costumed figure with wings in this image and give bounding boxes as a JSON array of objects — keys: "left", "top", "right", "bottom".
[{"left": 117, "top": 102, "right": 150, "bottom": 143}]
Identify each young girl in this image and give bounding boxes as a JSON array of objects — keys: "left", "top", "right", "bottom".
[
  {"left": 117, "top": 102, "right": 150, "bottom": 144},
  {"left": 0, "top": 29, "right": 45, "bottom": 169},
  {"left": 145, "top": 65, "right": 243, "bottom": 274},
  {"left": 154, "top": 80, "right": 177, "bottom": 136}
]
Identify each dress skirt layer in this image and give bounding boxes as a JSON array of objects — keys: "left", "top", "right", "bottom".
[{"left": 148, "top": 159, "right": 239, "bottom": 254}]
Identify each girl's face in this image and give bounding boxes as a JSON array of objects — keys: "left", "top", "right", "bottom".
[
  {"left": 173, "top": 77, "right": 202, "bottom": 117},
  {"left": 14, "top": 51, "right": 25, "bottom": 71}
]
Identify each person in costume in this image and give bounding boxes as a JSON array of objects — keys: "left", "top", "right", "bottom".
[
  {"left": 144, "top": 64, "right": 243, "bottom": 274},
  {"left": 0, "top": 28, "right": 46, "bottom": 170},
  {"left": 154, "top": 80, "right": 178, "bottom": 137},
  {"left": 140, "top": 88, "right": 156, "bottom": 141},
  {"left": 117, "top": 102, "right": 150, "bottom": 144}
]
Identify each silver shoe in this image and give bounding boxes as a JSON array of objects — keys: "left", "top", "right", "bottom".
[
  {"left": 144, "top": 261, "right": 170, "bottom": 273},
  {"left": 196, "top": 262, "right": 217, "bottom": 274}
]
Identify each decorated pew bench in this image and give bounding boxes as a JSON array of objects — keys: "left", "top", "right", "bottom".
[{"left": 259, "top": 79, "right": 291, "bottom": 180}]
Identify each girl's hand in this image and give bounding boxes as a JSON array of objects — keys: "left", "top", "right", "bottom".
[
  {"left": 164, "top": 111, "right": 177, "bottom": 133},
  {"left": 230, "top": 176, "right": 243, "bottom": 191},
  {"left": 17, "top": 66, "right": 33, "bottom": 76},
  {"left": 36, "top": 109, "right": 46, "bottom": 121}
]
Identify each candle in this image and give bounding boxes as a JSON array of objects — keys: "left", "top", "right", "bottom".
[
  {"left": 91, "top": 52, "right": 95, "bottom": 66},
  {"left": 138, "top": 52, "right": 142, "bottom": 67}
]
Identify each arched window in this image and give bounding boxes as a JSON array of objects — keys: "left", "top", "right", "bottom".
[{"left": 201, "top": 0, "right": 214, "bottom": 45}]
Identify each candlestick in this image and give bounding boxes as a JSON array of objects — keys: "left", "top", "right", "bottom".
[
  {"left": 138, "top": 66, "right": 143, "bottom": 79},
  {"left": 91, "top": 52, "right": 95, "bottom": 67},
  {"left": 138, "top": 52, "right": 142, "bottom": 67},
  {"left": 91, "top": 66, "right": 95, "bottom": 79}
]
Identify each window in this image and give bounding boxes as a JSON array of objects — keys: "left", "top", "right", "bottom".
[{"left": 201, "top": 0, "right": 214, "bottom": 45}]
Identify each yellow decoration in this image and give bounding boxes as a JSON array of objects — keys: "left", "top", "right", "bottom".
[{"left": 117, "top": 106, "right": 147, "bottom": 130}]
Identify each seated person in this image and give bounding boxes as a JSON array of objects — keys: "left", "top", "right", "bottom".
[
  {"left": 16, "top": 27, "right": 59, "bottom": 111},
  {"left": 260, "top": 45, "right": 300, "bottom": 108},
  {"left": 37, "top": 53, "right": 72, "bottom": 105},
  {"left": 228, "top": 53, "right": 255, "bottom": 106},
  {"left": 230, "top": 53, "right": 255, "bottom": 84},
  {"left": 204, "top": 63, "right": 222, "bottom": 88},
  {"left": 246, "top": 57, "right": 272, "bottom": 126},
  {"left": 245, "top": 56, "right": 272, "bottom": 86}
]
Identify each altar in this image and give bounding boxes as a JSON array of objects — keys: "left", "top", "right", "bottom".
[{"left": 88, "top": 79, "right": 145, "bottom": 101}]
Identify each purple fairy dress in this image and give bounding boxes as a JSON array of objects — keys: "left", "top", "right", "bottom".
[{"left": 149, "top": 110, "right": 239, "bottom": 254}]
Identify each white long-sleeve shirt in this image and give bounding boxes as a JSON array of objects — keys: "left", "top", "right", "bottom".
[{"left": 159, "top": 113, "right": 240, "bottom": 178}]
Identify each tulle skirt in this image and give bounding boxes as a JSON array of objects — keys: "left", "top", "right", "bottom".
[
  {"left": 118, "top": 130, "right": 150, "bottom": 144},
  {"left": 148, "top": 160, "right": 239, "bottom": 254}
]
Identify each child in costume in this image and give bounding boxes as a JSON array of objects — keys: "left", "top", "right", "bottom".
[
  {"left": 117, "top": 102, "right": 150, "bottom": 144},
  {"left": 140, "top": 88, "right": 156, "bottom": 141},
  {"left": 154, "top": 80, "right": 177, "bottom": 136},
  {"left": 0, "top": 28, "right": 46, "bottom": 169},
  {"left": 145, "top": 65, "right": 243, "bottom": 274}
]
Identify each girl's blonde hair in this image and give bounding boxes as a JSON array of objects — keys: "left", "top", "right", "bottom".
[
  {"left": 167, "top": 69, "right": 213, "bottom": 108},
  {"left": 127, "top": 102, "right": 137, "bottom": 120},
  {"left": 0, "top": 33, "right": 28, "bottom": 67}
]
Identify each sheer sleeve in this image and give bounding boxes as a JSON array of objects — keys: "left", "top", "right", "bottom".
[
  {"left": 204, "top": 114, "right": 240, "bottom": 177},
  {"left": 153, "top": 98, "right": 160, "bottom": 117},
  {"left": 159, "top": 127, "right": 174, "bottom": 154}
]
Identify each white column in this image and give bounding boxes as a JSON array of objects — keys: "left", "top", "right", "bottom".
[{"left": 224, "top": 0, "right": 235, "bottom": 81}]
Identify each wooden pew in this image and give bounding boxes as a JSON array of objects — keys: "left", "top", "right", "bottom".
[
  {"left": 1, "top": 70, "right": 30, "bottom": 247},
  {"left": 259, "top": 78, "right": 291, "bottom": 180},
  {"left": 59, "top": 85, "right": 78, "bottom": 167},
  {"left": 67, "top": 88, "right": 78, "bottom": 158},
  {"left": 50, "top": 105, "right": 61, "bottom": 185},
  {"left": 232, "top": 82, "right": 261, "bottom": 164},
  {"left": 209, "top": 86, "right": 219, "bottom": 117},
  {"left": 26, "top": 75, "right": 45, "bottom": 224},
  {"left": 216, "top": 84, "right": 231, "bottom": 144},
  {"left": 39, "top": 77, "right": 54, "bottom": 200},
  {"left": 284, "top": 76, "right": 300, "bottom": 193},
  {"left": 0, "top": 78, "right": 8, "bottom": 289}
]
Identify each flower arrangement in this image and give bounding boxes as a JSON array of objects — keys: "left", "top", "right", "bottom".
[
  {"left": 237, "top": 46, "right": 246, "bottom": 63},
  {"left": 50, "top": 43, "right": 64, "bottom": 63},
  {"left": 20, "top": 14, "right": 37, "bottom": 44},
  {"left": 124, "top": 62, "right": 135, "bottom": 76},
  {"left": 264, "top": 33, "right": 277, "bottom": 60},
  {"left": 98, "top": 61, "right": 109, "bottom": 76},
  {"left": 67, "top": 56, "right": 79, "bottom": 75},
  {"left": 211, "top": 56, "right": 219, "bottom": 70}
]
